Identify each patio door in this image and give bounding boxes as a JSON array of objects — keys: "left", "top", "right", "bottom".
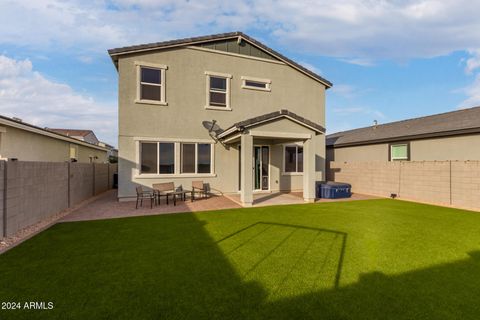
[
  {"left": 238, "top": 145, "right": 270, "bottom": 191},
  {"left": 254, "top": 146, "right": 269, "bottom": 190}
]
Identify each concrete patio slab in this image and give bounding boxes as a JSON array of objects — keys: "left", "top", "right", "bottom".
[{"left": 61, "top": 190, "right": 242, "bottom": 222}]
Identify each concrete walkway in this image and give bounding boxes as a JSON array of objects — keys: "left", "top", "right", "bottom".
[{"left": 226, "top": 192, "right": 377, "bottom": 207}]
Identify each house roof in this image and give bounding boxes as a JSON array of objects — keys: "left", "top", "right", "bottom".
[
  {"left": 48, "top": 128, "right": 95, "bottom": 137},
  {"left": 218, "top": 109, "right": 326, "bottom": 139},
  {"left": 108, "top": 31, "right": 332, "bottom": 88},
  {"left": 0, "top": 115, "right": 108, "bottom": 151},
  {"left": 326, "top": 106, "right": 480, "bottom": 148}
]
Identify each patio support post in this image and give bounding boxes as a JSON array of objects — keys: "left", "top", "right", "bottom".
[
  {"left": 303, "top": 138, "right": 316, "bottom": 203},
  {"left": 240, "top": 133, "right": 253, "bottom": 207}
]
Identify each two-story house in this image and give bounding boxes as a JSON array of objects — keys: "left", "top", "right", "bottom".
[{"left": 108, "top": 32, "right": 332, "bottom": 206}]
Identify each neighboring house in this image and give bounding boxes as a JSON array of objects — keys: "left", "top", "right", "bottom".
[
  {"left": 0, "top": 115, "right": 108, "bottom": 163},
  {"left": 98, "top": 142, "right": 119, "bottom": 159},
  {"left": 326, "top": 106, "right": 480, "bottom": 163},
  {"left": 108, "top": 32, "right": 332, "bottom": 206},
  {"left": 48, "top": 129, "right": 100, "bottom": 145}
]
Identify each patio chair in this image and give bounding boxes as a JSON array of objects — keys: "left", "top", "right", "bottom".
[
  {"left": 192, "top": 181, "right": 211, "bottom": 200},
  {"left": 152, "top": 182, "right": 175, "bottom": 205},
  {"left": 135, "top": 186, "right": 155, "bottom": 209}
]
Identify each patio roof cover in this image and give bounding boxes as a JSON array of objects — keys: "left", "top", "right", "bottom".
[{"left": 217, "top": 109, "right": 325, "bottom": 141}]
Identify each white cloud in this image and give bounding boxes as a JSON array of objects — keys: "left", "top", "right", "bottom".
[
  {"left": 465, "top": 49, "right": 480, "bottom": 74},
  {"left": 298, "top": 61, "right": 322, "bottom": 75},
  {"left": 0, "top": 55, "right": 117, "bottom": 145},
  {"left": 2, "top": 0, "right": 480, "bottom": 62},
  {"left": 458, "top": 74, "right": 480, "bottom": 108},
  {"left": 337, "top": 58, "right": 375, "bottom": 67}
]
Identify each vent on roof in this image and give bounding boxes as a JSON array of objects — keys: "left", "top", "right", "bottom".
[{"left": 12, "top": 117, "right": 23, "bottom": 122}]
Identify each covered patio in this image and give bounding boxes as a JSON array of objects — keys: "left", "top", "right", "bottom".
[{"left": 217, "top": 109, "right": 326, "bottom": 207}]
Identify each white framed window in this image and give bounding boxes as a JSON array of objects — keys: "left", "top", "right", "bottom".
[
  {"left": 241, "top": 76, "right": 271, "bottom": 92},
  {"left": 137, "top": 139, "right": 215, "bottom": 177},
  {"left": 140, "top": 142, "right": 175, "bottom": 174},
  {"left": 283, "top": 144, "right": 303, "bottom": 174},
  {"left": 205, "top": 71, "right": 232, "bottom": 110},
  {"left": 390, "top": 143, "right": 409, "bottom": 161},
  {"left": 135, "top": 61, "right": 167, "bottom": 105},
  {"left": 181, "top": 143, "right": 212, "bottom": 174}
]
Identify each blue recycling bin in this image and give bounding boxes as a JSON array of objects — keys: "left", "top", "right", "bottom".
[{"left": 316, "top": 181, "right": 351, "bottom": 199}]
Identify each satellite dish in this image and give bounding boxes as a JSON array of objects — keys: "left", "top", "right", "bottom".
[{"left": 202, "top": 120, "right": 223, "bottom": 135}]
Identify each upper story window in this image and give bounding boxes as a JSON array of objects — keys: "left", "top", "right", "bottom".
[
  {"left": 284, "top": 145, "right": 303, "bottom": 174},
  {"left": 205, "top": 71, "right": 232, "bottom": 111},
  {"left": 390, "top": 143, "right": 409, "bottom": 161},
  {"left": 135, "top": 61, "right": 167, "bottom": 105},
  {"left": 241, "top": 76, "right": 271, "bottom": 92}
]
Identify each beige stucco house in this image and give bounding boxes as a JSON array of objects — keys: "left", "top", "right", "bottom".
[
  {"left": 0, "top": 115, "right": 108, "bottom": 163},
  {"left": 108, "top": 32, "right": 332, "bottom": 206},
  {"left": 326, "top": 106, "right": 480, "bottom": 163}
]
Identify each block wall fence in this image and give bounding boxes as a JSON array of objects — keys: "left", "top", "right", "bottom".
[
  {"left": 1, "top": 161, "right": 117, "bottom": 238},
  {"left": 328, "top": 161, "right": 480, "bottom": 211}
]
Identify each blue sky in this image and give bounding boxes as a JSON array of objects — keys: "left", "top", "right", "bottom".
[{"left": 1, "top": 0, "right": 480, "bottom": 146}]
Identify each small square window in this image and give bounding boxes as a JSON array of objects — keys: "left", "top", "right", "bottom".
[{"left": 390, "top": 144, "right": 409, "bottom": 161}]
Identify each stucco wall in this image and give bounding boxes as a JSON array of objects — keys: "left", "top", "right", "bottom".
[
  {"left": 0, "top": 126, "right": 107, "bottom": 163},
  {"left": 410, "top": 134, "right": 480, "bottom": 160},
  {"left": 327, "top": 134, "right": 480, "bottom": 164},
  {"left": 327, "top": 144, "right": 389, "bottom": 163},
  {"left": 117, "top": 46, "right": 326, "bottom": 198}
]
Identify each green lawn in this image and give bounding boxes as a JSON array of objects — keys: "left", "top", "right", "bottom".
[{"left": 1, "top": 199, "right": 480, "bottom": 319}]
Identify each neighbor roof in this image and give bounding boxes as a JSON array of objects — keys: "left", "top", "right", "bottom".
[
  {"left": 108, "top": 31, "right": 332, "bottom": 88},
  {"left": 218, "top": 109, "right": 326, "bottom": 139},
  {"left": 48, "top": 129, "right": 95, "bottom": 137},
  {"left": 327, "top": 106, "right": 480, "bottom": 147},
  {"left": 0, "top": 115, "right": 107, "bottom": 151}
]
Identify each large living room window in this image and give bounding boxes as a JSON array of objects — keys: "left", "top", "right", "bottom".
[
  {"left": 140, "top": 142, "right": 174, "bottom": 174},
  {"left": 135, "top": 61, "right": 167, "bottom": 105},
  {"left": 205, "top": 71, "right": 232, "bottom": 110},
  {"left": 284, "top": 145, "right": 303, "bottom": 174},
  {"left": 181, "top": 143, "right": 212, "bottom": 174},
  {"left": 138, "top": 140, "right": 213, "bottom": 176}
]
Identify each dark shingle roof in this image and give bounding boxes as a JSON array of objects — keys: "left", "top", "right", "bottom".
[
  {"left": 218, "top": 109, "right": 325, "bottom": 139},
  {"left": 108, "top": 31, "right": 332, "bottom": 88},
  {"left": 327, "top": 106, "right": 480, "bottom": 147}
]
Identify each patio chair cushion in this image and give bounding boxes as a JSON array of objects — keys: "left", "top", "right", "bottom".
[{"left": 153, "top": 182, "right": 175, "bottom": 195}]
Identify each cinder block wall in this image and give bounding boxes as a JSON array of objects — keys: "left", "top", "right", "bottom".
[
  {"left": 5, "top": 162, "right": 69, "bottom": 236},
  {"left": 1, "top": 161, "right": 116, "bottom": 238},
  {"left": 0, "top": 161, "right": 4, "bottom": 236},
  {"left": 329, "top": 161, "right": 480, "bottom": 211},
  {"left": 69, "top": 163, "right": 94, "bottom": 206},
  {"left": 94, "top": 163, "right": 109, "bottom": 195}
]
